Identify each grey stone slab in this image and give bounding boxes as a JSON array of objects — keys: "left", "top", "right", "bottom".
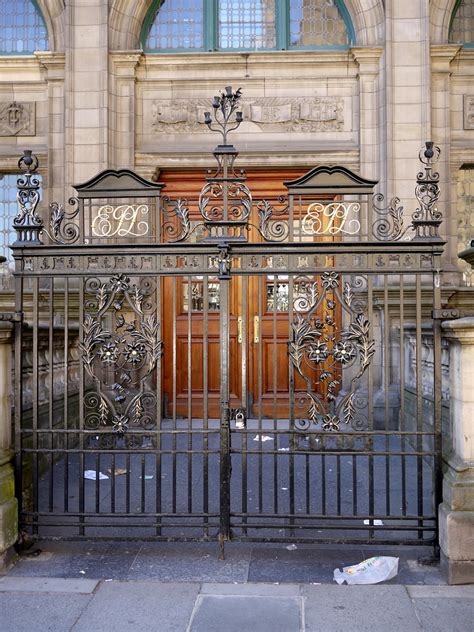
[
  {"left": 406, "top": 585, "right": 474, "bottom": 598},
  {"left": 189, "top": 595, "right": 302, "bottom": 632},
  {"left": 248, "top": 546, "right": 365, "bottom": 583},
  {"left": 73, "top": 580, "right": 199, "bottom": 632},
  {"left": 302, "top": 585, "right": 422, "bottom": 632},
  {"left": 8, "top": 541, "right": 141, "bottom": 579},
  {"left": 412, "top": 598, "right": 474, "bottom": 632},
  {"left": 0, "top": 593, "right": 91, "bottom": 632},
  {"left": 200, "top": 582, "right": 301, "bottom": 596},
  {"left": 0, "top": 576, "right": 99, "bottom": 593},
  {"left": 127, "top": 542, "right": 251, "bottom": 582}
]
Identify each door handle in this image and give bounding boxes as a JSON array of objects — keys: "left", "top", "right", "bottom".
[
  {"left": 254, "top": 315, "right": 260, "bottom": 343},
  {"left": 237, "top": 316, "right": 243, "bottom": 344}
]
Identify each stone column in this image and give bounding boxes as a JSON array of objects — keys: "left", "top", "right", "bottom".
[
  {"left": 440, "top": 317, "right": 474, "bottom": 584},
  {"left": 0, "top": 322, "right": 15, "bottom": 571}
]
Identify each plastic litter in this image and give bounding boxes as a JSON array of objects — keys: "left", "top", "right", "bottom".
[
  {"left": 254, "top": 435, "right": 273, "bottom": 442},
  {"left": 84, "top": 470, "right": 109, "bottom": 480},
  {"left": 363, "top": 519, "right": 384, "bottom": 526},
  {"left": 333, "top": 556, "right": 399, "bottom": 585},
  {"left": 286, "top": 544, "right": 298, "bottom": 551},
  {"left": 140, "top": 475, "right": 154, "bottom": 480},
  {"left": 278, "top": 447, "right": 290, "bottom": 452}
]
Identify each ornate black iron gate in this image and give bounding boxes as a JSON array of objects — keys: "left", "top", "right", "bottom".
[{"left": 12, "top": 89, "right": 445, "bottom": 550}]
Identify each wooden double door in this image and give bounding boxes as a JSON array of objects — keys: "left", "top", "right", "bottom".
[{"left": 160, "top": 168, "right": 307, "bottom": 419}]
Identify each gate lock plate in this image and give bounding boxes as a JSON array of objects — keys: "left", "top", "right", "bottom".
[{"left": 231, "top": 408, "right": 247, "bottom": 430}]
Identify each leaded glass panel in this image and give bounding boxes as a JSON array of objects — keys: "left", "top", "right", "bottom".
[
  {"left": 290, "top": 0, "right": 348, "bottom": 47},
  {"left": 0, "top": 0, "right": 48, "bottom": 54},
  {"left": 218, "top": 0, "right": 276, "bottom": 50},
  {"left": 145, "top": 0, "right": 204, "bottom": 50},
  {"left": 0, "top": 174, "right": 43, "bottom": 263},
  {"left": 450, "top": 0, "right": 474, "bottom": 43}
]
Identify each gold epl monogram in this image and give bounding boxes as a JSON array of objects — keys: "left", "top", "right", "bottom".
[{"left": 91, "top": 204, "right": 149, "bottom": 238}]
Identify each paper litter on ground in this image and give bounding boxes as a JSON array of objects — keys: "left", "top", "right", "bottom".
[
  {"left": 286, "top": 544, "right": 298, "bottom": 551},
  {"left": 253, "top": 435, "right": 273, "bottom": 442},
  {"left": 84, "top": 470, "right": 108, "bottom": 480},
  {"left": 363, "top": 519, "right": 384, "bottom": 525}
]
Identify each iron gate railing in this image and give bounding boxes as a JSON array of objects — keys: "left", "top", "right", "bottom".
[{"left": 11, "top": 88, "right": 445, "bottom": 551}]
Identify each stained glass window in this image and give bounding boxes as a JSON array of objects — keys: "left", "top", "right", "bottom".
[
  {"left": 143, "top": 0, "right": 352, "bottom": 51},
  {"left": 450, "top": 1, "right": 474, "bottom": 44},
  {"left": 145, "top": 0, "right": 204, "bottom": 50},
  {"left": 0, "top": 1, "right": 48, "bottom": 54},
  {"left": 290, "top": 0, "right": 348, "bottom": 47},
  {"left": 218, "top": 1, "right": 276, "bottom": 51}
]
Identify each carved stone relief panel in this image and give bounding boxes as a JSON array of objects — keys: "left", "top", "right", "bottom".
[
  {"left": 463, "top": 95, "right": 474, "bottom": 130},
  {"left": 0, "top": 101, "right": 35, "bottom": 136},
  {"left": 150, "top": 97, "right": 347, "bottom": 134}
]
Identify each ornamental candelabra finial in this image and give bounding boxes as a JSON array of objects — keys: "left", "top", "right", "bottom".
[
  {"left": 412, "top": 141, "right": 442, "bottom": 240},
  {"left": 13, "top": 150, "right": 43, "bottom": 246},
  {"left": 203, "top": 86, "right": 243, "bottom": 147}
]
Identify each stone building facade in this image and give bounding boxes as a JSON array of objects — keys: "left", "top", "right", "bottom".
[{"left": 0, "top": 0, "right": 473, "bottom": 581}]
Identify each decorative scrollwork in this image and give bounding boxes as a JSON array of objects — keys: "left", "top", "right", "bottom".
[
  {"left": 372, "top": 193, "right": 408, "bottom": 241},
  {"left": 256, "top": 197, "right": 289, "bottom": 242},
  {"left": 161, "top": 196, "right": 190, "bottom": 242},
  {"left": 13, "top": 149, "right": 43, "bottom": 245},
  {"left": 45, "top": 197, "right": 80, "bottom": 244},
  {"left": 80, "top": 274, "right": 163, "bottom": 434},
  {"left": 290, "top": 271, "right": 375, "bottom": 432},
  {"left": 412, "top": 142, "right": 442, "bottom": 240}
]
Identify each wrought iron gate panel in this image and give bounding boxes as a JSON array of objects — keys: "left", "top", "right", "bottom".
[{"left": 11, "top": 88, "right": 445, "bottom": 547}]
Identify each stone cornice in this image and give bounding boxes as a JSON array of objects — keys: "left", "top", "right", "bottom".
[
  {"left": 430, "top": 45, "right": 462, "bottom": 72},
  {"left": 442, "top": 316, "right": 474, "bottom": 342},
  {"left": 110, "top": 50, "right": 144, "bottom": 77},
  {"left": 351, "top": 46, "right": 383, "bottom": 75}
]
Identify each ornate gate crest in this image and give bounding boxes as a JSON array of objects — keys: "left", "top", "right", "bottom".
[
  {"left": 289, "top": 271, "right": 375, "bottom": 432},
  {"left": 80, "top": 274, "right": 162, "bottom": 434}
]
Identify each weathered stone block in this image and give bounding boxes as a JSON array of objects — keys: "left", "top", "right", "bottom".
[
  {"left": 0, "top": 461, "right": 14, "bottom": 506},
  {"left": 441, "top": 551, "right": 474, "bottom": 585},
  {"left": 0, "top": 496, "right": 18, "bottom": 551},
  {"left": 439, "top": 502, "right": 474, "bottom": 561}
]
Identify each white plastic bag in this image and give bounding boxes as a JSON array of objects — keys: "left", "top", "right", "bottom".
[{"left": 333, "top": 556, "right": 399, "bottom": 585}]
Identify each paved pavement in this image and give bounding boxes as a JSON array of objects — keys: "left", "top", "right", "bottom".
[{"left": 0, "top": 542, "right": 473, "bottom": 631}]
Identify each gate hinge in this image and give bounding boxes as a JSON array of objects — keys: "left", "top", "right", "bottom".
[
  {"left": 431, "top": 308, "right": 461, "bottom": 321},
  {"left": 0, "top": 311, "right": 23, "bottom": 322}
]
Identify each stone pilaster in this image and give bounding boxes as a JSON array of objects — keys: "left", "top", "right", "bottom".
[
  {"left": 109, "top": 52, "right": 143, "bottom": 170},
  {"left": 0, "top": 322, "right": 15, "bottom": 571},
  {"left": 440, "top": 317, "right": 474, "bottom": 584},
  {"left": 431, "top": 45, "right": 461, "bottom": 273},
  {"left": 351, "top": 47, "right": 383, "bottom": 182}
]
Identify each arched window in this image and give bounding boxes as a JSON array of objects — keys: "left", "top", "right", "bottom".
[
  {"left": 449, "top": 0, "right": 474, "bottom": 45},
  {"left": 0, "top": 0, "right": 48, "bottom": 54},
  {"left": 142, "top": 0, "right": 354, "bottom": 52}
]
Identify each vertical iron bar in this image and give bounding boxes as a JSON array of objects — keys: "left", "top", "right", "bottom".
[
  {"left": 257, "top": 275, "right": 263, "bottom": 515},
  {"left": 219, "top": 270, "right": 231, "bottom": 550},
  {"left": 203, "top": 278, "right": 209, "bottom": 536},
  {"left": 400, "top": 275, "right": 407, "bottom": 516},
  {"left": 63, "top": 277, "right": 69, "bottom": 514},
  {"left": 367, "top": 274, "right": 374, "bottom": 540},
  {"left": 384, "top": 274, "right": 390, "bottom": 517},
  {"left": 272, "top": 276, "right": 278, "bottom": 515},
  {"left": 416, "top": 274, "right": 423, "bottom": 539},
  {"left": 172, "top": 277, "right": 177, "bottom": 515},
  {"left": 156, "top": 274, "right": 162, "bottom": 535},
  {"left": 32, "top": 277, "right": 39, "bottom": 534},
  {"left": 48, "top": 278, "right": 54, "bottom": 513},
  {"left": 288, "top": 274, "right": 295, "bottom": 535},
  {"left": 14, "top": 271, "right": 24, "bottom": 535},
  {"left": 79, "top": 277, "right": 85, "bottom": 536},
  {"left": 241, "top": 275, "right": 248, "bottom": 535},
  {"left": 187, "top": 275, "right": 192, "bottom": 514},
  {"left": 432, "top": 263, "right": 443, "bottom": 552}
]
